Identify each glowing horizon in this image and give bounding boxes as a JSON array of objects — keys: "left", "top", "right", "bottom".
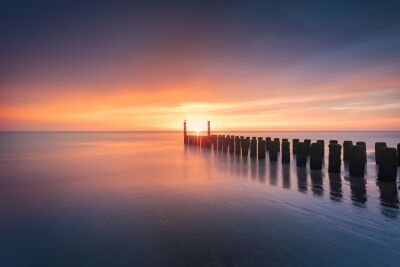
[{"left": 1, "top": 1, "right": 400, "bottom": 131}]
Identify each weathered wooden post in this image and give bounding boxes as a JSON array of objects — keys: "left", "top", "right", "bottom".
[
  {"left": 207, "top": 120, "right": 211, "bottom": 137},
  {"left": 223, "top": 135, "right": 230, "bottom": 152},
  {"left": 250, "top": 137, "right": 257, "bottom": 158},
  {"left": 330, "top": 140, "right": 338, "bottom": 144},
  {"left": 349, "top": 145, "right": 365, "bottom": 177},
  {"left": 242, "top": 137, "right": 250, "bottom": 157},
  {"left": 343, "top": 141, "right": 353, "bottom": 161},
  {"left": 375, "top": 142, "right": 387, "bottom": 165},
  {"left": 378, "top": 147, "right": 397, "bottom": 182},
  {"left": 317, "top": 140, "right": 324, "bottom": 157},
  {"left": 269, "top": 140, "right": 278, "bottom": 162},
  {"left": 258, "top": 139, "right": 266, "bottom": 159},
  {"left": 265, "top": 137, "right": 272, "bottom": 151},
  {"left": 235, "top": 136, "right": 241, "bottom": 154},
  {"left": 212, "top": 135, "right": 218, "bottom": 150},
  {"left": 296, "top": 142, "right": 307, "bottom": 167},
  {"left": 356, "top": 141, "right": 367, "bottom": 164},
  {"left": 310, "top": 143, "right": 322, "bottom": 170},
  {"left": 328, "top": 143, "right": 342, "bottom": 173},
  {"left": 217, "top": 135, "right": 223, "bottom": 150},
  {"left": 398, "top": 143, "right": 400, "bottom": 166},
  {"left": 282, "top": 140, "right": 290, "bottom": 164},
  {"left": 273, "top": 138, "right": 280, "bottom": 152},
  {"left": 304, "top": 139, "right": 311, "bottom": 156},
  {"left": 229, "top": 136, "right": 235, "bottom": 153},
  {"left": 292, "top": 139, "right": 299, "bottom": 154},
  {"left": 282, "top": 138, "right": 288, "bottom": 142}
]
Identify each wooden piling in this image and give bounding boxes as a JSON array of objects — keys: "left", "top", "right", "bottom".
[
  {"left": 304, "top": 139, "right": 311, "bottom": 156},
  {"left": 375, "top": 142, "right": 387, "bottom": 165},
  {"left": 328, "top": 143, "right": 342, "bottom": 173},
  {"left": 282, "top": 141, "right": 290, "bottom": 164},
  {"left": 250, "top": 137, "right": 257, "bottom": 158},
  {"left": 310, "top": 143, "right": 322, "bottom": 170},
  {"left": 398, "top": 143, "right": 400, "bottom": 166},
  {"left": 266, "top": 137, "right": 272, "bottom": 151},
  {"left": 235, "top": 136, "right": 241, "bottom": 154},
  {"left": 229, "top": 136, "right": 235, "bottom": 153},
  {"left": 355, "top": 141, "right": 367, "bottom": 164},
  {"left": 349, "top": 145, "right": 365, "bottom": 177},
  {"left": 273, "top": 138, "right": 280, "bottom": 152},
  {"left": 296, "top": 142, "right": 307, "bottom": 167},
  {"left": 317, "top": 140, "right": 324, "bottom": 157},
  {"left": 292, "top": 139, "right": 299, "bottom": 154},
  {"left": 242, "top": 137, "right": 250, "bottom": 157},
  {"left": 269, "top": 140, "right": 278, "bottom": 162},
  {"left": 330, "top": 140, "right": 338, "bottom": 144},
  {"left": 378, "top": 147, "right": 397, "bottom": 182},
  {"left": 258, "top": 139, "right": 266, "bottom": 159},
  {"left": 343, "top": 141, "right": 353, "bottom": 161}
]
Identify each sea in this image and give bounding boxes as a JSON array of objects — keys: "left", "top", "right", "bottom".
[{"left": 0, "top": 131, "right": 399, "bottom": 266}]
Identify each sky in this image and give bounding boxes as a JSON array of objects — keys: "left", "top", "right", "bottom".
[{"left": 1, "top": 0, "right": 400, "bottom": 131}]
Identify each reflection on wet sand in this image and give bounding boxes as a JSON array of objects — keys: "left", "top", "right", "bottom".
[
  {"left": 377, "top": 182, "right": 399, "bottom": 218},
  {"left": 199, "top": 147, "right": 398, "bottom": 217},
  {"left": 282, "top": 164, "right": 291, "bottom": 189},
  {"left": 310, "top": 170, "right": 324, "bottom": 197},
  {"left": 329, "top": 173, "right": 343, "bottom": 201},
  {"left": 349, "top": 177, "right": 367, "bottom": 206},
  {"left": 297, "top": 167, "right": 308, "bottom": 193}
]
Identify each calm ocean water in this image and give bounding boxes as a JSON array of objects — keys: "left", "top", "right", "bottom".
[{"left": 0, "top": 131, "right": 399, "bottom": 267}]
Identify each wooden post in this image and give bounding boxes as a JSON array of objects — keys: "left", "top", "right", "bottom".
[
  {"left": 282, "top": 141, "right": 290, "bottom": 164},
  {"left": 343, "top": 141, "right": 353, "bottom": 161},
  {"left": 310, "top": 143, "right": 322, "bottom": 170},
  {"left": 207, "top": 121, "right": 210, "bottom": 137},
  {"left": 375, "top": 142, "right": 387, "bottom": 165},
  {"left": 235, "top": 136, "right": 241, "bottom": 154},
  {"left": 250, "top": 137, "right": 257, "bottom": 158},
  {"left": 398, "top": 143, "right": 400, "bottom": 166},
  {"left": 266, "top": 137, "right": 272, "bottom": 151},
  {"left": 317, "top": 140, "right": 324, "bottom": 157},
  {"left": 328, "top": 143, "right": 342, "bottom": 173},
  {"left": 292, "top": 139, "right": 299, "bottom": 154},
  {"left": 269, "top": 140, "right": 278, "bottom": 162},
  {"left": 273, "top": 138, "right": 280, "bottom": 152},
  {"left": 296, "top": 142, "right": 307, "bottom": 167},
  {"left": 349, "top": 145, "right": 365, "bottom": 177},
  {"left": 258, "top": 139, "right": 266, "bottom": 159},
  {"left": 183, "top": 120, "right": 187, "bottom": 144},
  {"left": 378, "top": 148, "right": 397, "bottom": 182},
  {"left": 304, "top": 139, "right": 311, "bottom": 156},
  {"left": 355, "top": 141, "right": 367, "bottom": 164}
]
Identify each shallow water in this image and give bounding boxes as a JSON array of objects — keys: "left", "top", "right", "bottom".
[{"left": 0, "top": 131, "right": 399, "bottom": 267}]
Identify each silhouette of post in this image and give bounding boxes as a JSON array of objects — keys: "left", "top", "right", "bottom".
[
  {"left": 317, "top": 140, "right": 324, "bottom": 157},
  {"left": 183, "top": 120, "right": 187, "bottom": 144},
  {"left": 304, "top": 139, "right": 311, "bottom": 156},
  {"left": 282, "top": 141, "right": 290, "bottom": 164},
  {"left": 229, "top": 135, "right": 235, "bottom": 154},
  {"left": 269, "top": 140, "right": 278, "bottom": 162},
  {"left": 250, "top": 137, "right": 257, "bottom": 158},
  {"left": 296, "top": 142, "right": 307, "bottom": 167},
  {"left": 207, "top": 121, "right": 210, "bottom": 137},
  {"left": 343, "top": 141, "right": 353, "bottom": 161},
  {"left": 378, "top": 148, "right": 397, "bottom": 182},
  {"left": 356, "top": 141, "right": 367, "bottom": 164},
  {"left": 292, "top": 139, "right": 299, "bottom": 154},
  {"left": 330, "top": 140, "right": 338, "bottom": 144},
  {"left": 235, "top": 136, "right": 241, "bottom": 154},
  {"left": 274, "top": 138, "right": 280, "bottom": 152},
  {"left": 242, "top": 137, "right": 250, "bottom": 157},
  {"left": 398, "top": 143, "right": 400, "bottom": 166},
  {"left": 266, "top": 137, "right": 272, "bottom": 151},
  {"left": 375, "top": 142, "right": 387, "bottom": 165},
  {"left": 349, "top": 145, "right": 365, "bottom": 177},
  {"left": 310, "top": 143, "right": 322, "bottom": 170},
  {"left": 328, "top": 143, "right": 342, "bottom": 173},
  {"left": 258, "top": 139, "right": 266, "bottom": 159}
]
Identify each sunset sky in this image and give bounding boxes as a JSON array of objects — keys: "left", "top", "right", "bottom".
[{"left": 1, "top": 0, "right": 400, "bottom": 131}]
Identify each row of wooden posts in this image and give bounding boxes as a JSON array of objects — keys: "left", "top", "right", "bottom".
[{"left": 184, "top": 135, "right": 400, "bottom": 182}]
